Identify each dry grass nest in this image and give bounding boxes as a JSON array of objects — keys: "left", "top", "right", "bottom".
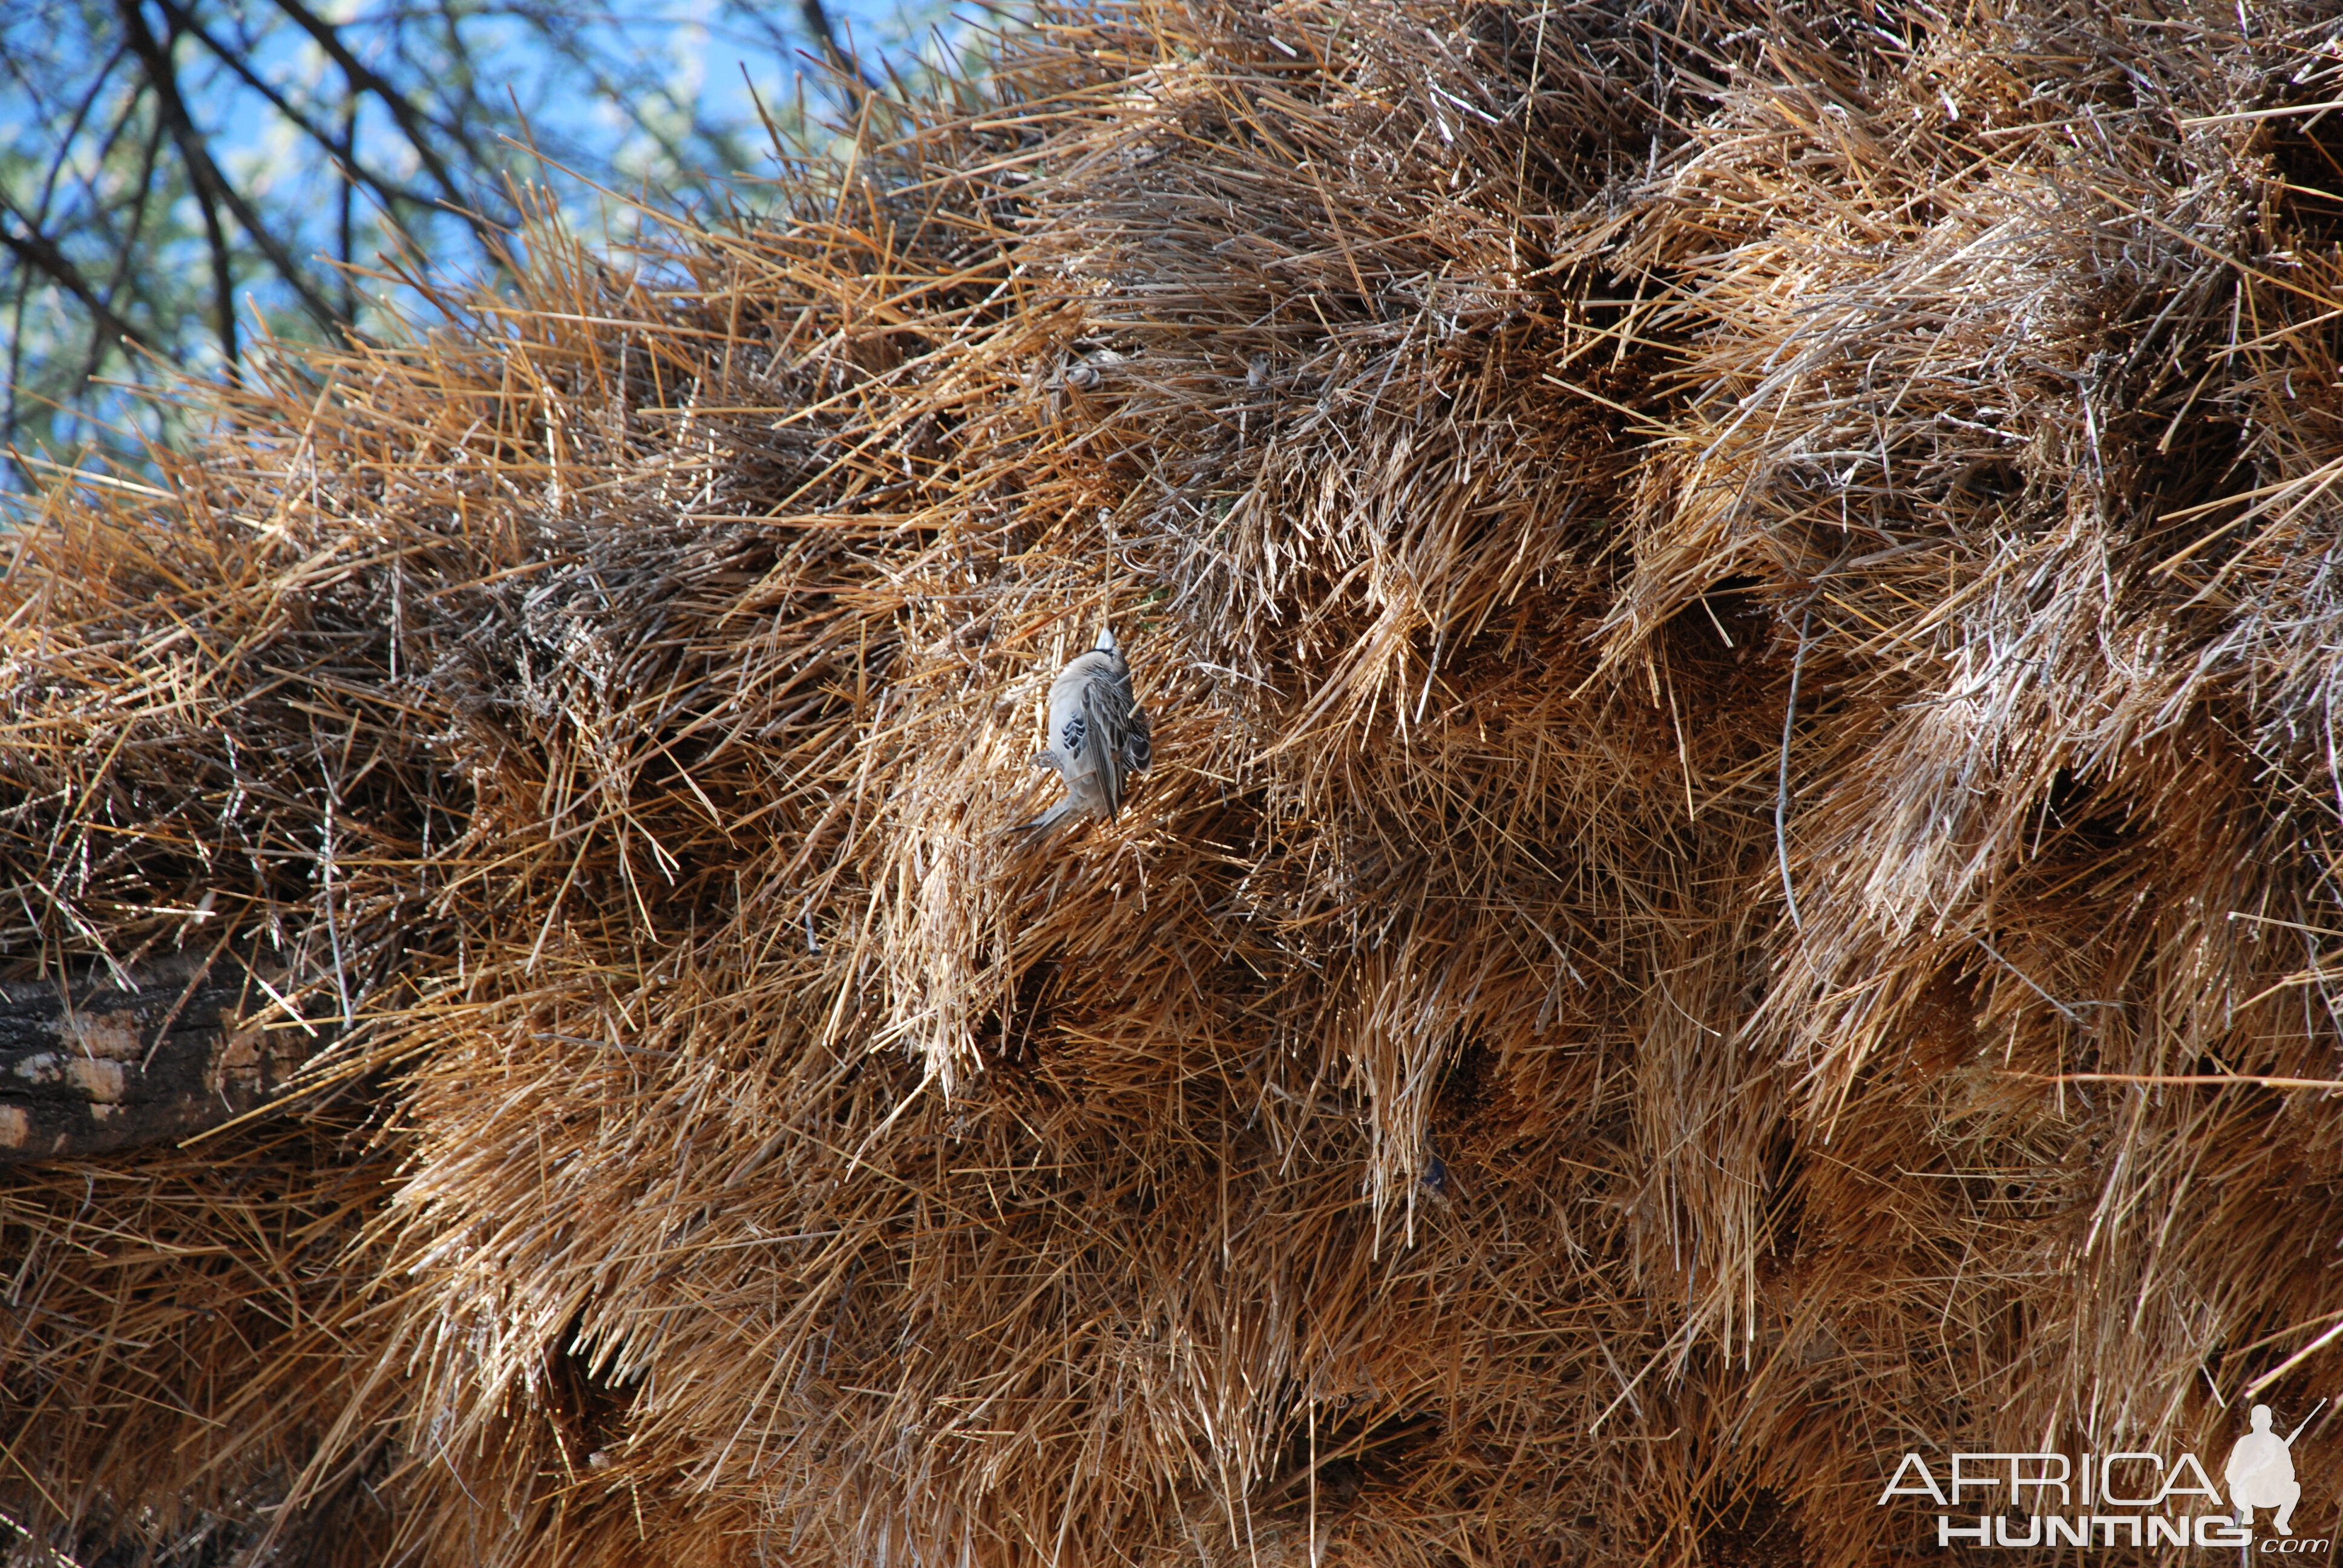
[{"left": 9, "top": 1, "right": 2343, "bottom": 1563}]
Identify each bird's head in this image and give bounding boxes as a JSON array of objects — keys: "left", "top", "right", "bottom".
[{"left": 1094, "top": 625, "right": 1119, "bottom": 655}]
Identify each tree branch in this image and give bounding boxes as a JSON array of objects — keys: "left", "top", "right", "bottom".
[
  {"left": 0, "top": 953, "right": 333, "bottom": 1161},
  {"left": 0, "top": 201, "right": 152, "bottom": 356},
  {"left": 116, "top": 0, "right": 349, "bottom": 339},
  {"left": 81, "top": 116, "right": 170, "bottom": 388},
  {"left": 23, "top": 42, "right": 133, "bottom": 228},
  {"left": 337, "top": 94, "right": 358, "bottom": 322},
  {"left": 801, "top": 0, "right": 879, "bottom": 90},
  {"left": 169, "top": 27, "right": 242, "bottom": 370},
  {"left": 261, "top": 0, "right": 514, "bottom": 253},
  {"left": 148, "top": 0, "right": 440, "bottom": 218}
]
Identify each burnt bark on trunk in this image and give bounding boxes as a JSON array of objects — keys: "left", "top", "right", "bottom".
[{"left": 0, "top": 955, "right": 325, "bottom": 1161}]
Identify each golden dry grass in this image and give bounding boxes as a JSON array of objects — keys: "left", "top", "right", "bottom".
[{"left": 8, "top": 1, "right": 2343, "bottom": 1564}]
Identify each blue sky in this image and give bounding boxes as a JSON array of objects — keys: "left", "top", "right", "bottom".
[
  {"left": 2, "top": 0, "right": 994, "bottom": 341},
  {"left": 0, "top": 0, "right": 998, "bottom": 472},
  {"left": 183, "top": 0, "right": 988, "bottom": 250}
]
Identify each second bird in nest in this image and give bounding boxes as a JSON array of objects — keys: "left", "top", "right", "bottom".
[{"left": 1021, "top": 626, "right": 1152, "bottom": 835}]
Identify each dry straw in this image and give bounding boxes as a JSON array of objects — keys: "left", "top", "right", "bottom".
[{"left": 7, "top": 1, "right": 2343, "bottom": 1563}]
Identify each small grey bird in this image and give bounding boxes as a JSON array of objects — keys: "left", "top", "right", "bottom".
[{"left": 1021, "top": 626, "right": 1151, "bottom": 834}]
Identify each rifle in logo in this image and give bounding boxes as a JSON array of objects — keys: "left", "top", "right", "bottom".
[{"left": 2229, "top": 1399, "right": 2324, "bottom": 1537}]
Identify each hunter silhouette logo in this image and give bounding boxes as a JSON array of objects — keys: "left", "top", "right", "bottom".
[
  {"left": 2229, "top": 1403, "right": 2315, "bottom": 1537},
  {"left": 1878, "top": 1400, "right": 2328, "bottom": 1550}
]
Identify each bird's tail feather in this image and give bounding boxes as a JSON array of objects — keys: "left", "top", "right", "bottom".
[{"left": 1017, "top": 799, "right": 1076, "bottom": 835}]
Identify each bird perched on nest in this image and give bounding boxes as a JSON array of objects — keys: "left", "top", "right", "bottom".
[{"left": 1021, "top": 626, "right": 1151, "bottom": 834}]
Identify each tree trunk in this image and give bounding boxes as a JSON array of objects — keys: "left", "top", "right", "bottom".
[{"left": 0, "top": 955, "right": 324, "bottom": 1161}]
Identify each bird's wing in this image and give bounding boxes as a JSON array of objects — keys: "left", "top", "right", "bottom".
[
  {"left": 1080, "top": 667, "right": 1138, "bottom": 820},
  {"left": 1124, "top": 697, "right": 1152, "bottom": 775},
  {"left": 1046, "top": 655, "right": 1107, "bottom": 772}
]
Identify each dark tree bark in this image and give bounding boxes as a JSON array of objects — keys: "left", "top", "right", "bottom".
[{"left": 0, "top": 955, "right": 326, "bottom": 1162}]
